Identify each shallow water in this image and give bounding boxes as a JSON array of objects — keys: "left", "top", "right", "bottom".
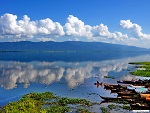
[{"left": 0, "top": 51, "right": 150, "bottom": 112}]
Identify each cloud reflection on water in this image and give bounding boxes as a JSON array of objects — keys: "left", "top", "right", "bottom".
[{"left": 0, "top": 54, "right": 150, "bottom": 90}]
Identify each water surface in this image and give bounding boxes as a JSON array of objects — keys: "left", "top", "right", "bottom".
[{"left": 0, "top": 51, "right": 150, "bottom": 111}]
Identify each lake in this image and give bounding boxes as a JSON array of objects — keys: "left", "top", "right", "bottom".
[{"left": 0, "top": 51, "right": 150, "bottom": 111}]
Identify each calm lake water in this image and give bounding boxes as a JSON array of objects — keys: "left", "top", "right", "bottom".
[{"left": 0, "top": 51, "right": 150, "bottom": 111}]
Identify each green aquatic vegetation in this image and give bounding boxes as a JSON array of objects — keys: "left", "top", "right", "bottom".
[
  {"left": 130, "top": 70, "right": 150, "bottom": 77},
  {"left": 100, "top": 104, "right": 131, "bottom": 113},
  {"left": 104, "top": 76, "right": 115, "bottom": 79},
  {"left": 122, "top": 100, "right": 129, "bottom": 104},
  {"left": 77, "top": 108, "right": 91, "bottom": 113},
  {"left": 21, "top": 92, "right": 56, "bottom": 101},
  {"left": 104, "top": 99, "right": 129, "bottom": 104},
  {"left": 0, "top": 92, "right": 92, "bottom": 113},
  {"left": 129, "top": 61, "right": 150, "bottom": 77},
  {"left": 108, "top": 104, "right": 116, "bottom": 110},
  {"left": 100, "top": 107, "right": 109, "bottom": 113},
  {"left": 45, "top": 106, "right": 69, "bottom": 113},
  {"left": 58, "top": 97, "right": 91, "bottom": 106},
  {"left": 129, "top": 62, "right": 150, "bottom": 65},
  {"left": 0, "top": 91, "right": 131, "bottom": 113},
  {"left": 1, "top": 99, "right": 46, "bottom": 113},
  {"left": 120, "top": 105, "right": 131, "bottom": 110}
]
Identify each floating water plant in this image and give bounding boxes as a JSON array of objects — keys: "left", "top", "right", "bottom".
[
  {"left": 104, "top": 76, "right": 115, "bottom": 79},
  {"left": 0, "top": 92, "right": 91, "bottom": 113}
]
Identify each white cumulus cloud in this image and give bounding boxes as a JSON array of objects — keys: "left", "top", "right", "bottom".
[
  {"left": 92, "top": 24, "right": 116, "bottom": 38},
  {"left": 0, "top": 14, "right": 24, "bottom": 35},
  {"left": 0, "top": 13, "right": 65, "bottom": 40},
  {"left": 37, "top": 37, "right": 55, "bottom": 42},
  {"left": 38, "top": 18, "right": 64, "bottom": 36},
  {"left": 120, "top": 20, "right": 150, "bottom": 39},
  {"left": 91, "top": 24, "right": 129, "bottom": 42},
  {"left": 1, "top": 13, "right": 150, "bottom": 48},
  {"left": 65, "top": 15, "right": 92, "bottom": 37},
  {"left": 64, "top": 15, "right": 128, "bottom": 42}
]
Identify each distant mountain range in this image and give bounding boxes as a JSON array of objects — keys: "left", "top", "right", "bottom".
[{"left": 0, "top": 41, "right": 149, "bottom": 52}]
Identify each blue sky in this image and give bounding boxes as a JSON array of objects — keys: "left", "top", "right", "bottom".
[{"left": 0, "top": 0, "right": 150, "bottom": 48}]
